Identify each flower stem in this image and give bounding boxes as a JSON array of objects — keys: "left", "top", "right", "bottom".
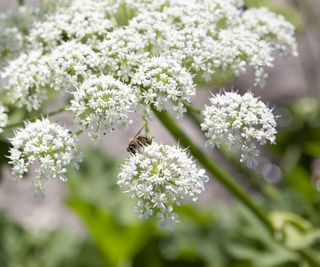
[
  {"left": 152, "top": 108, "right": 274, "bottom": 234},
  {"left": 17, "top": 0, "right": 25, "bottom": 6},
  {"left": 4, "top": 106, "right": 67, "bottom": 131},
  {"left": 47, "top": 106, "right": 66, "bottom": 117}
]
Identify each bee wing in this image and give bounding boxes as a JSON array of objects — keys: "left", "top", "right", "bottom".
[{"left": 133, "top": 126, "right": 144, "bottom": 139}]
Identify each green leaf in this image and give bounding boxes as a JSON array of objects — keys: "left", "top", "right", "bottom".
[
  {"left": 68, "top": 197, "right": 154, "bottom": 267},
  {"left": 270, "top": 211, "right": 320, "bottom": 250}
]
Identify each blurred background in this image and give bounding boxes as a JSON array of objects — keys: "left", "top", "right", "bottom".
[{"left": 0, "top": 0, "right": 320, "bottom": 266}]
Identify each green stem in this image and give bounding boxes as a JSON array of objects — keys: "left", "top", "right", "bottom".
[
  {"left": 74, "top": 129, "right": 83, "bottom": 137},
  {"left": 18, "top": 0, "right": 25, "bottom": 6},
  {"left": 4, "top": 106, "right": 67, "bottom": 131},
  {"left": 184, "top": 101, "right": 201, "bottom": 115},
  {"left": 153, "top": 108, "right": 274, "bottom": 234},
  {"left": 47, "top": 106, "right": 66, "bottom": 117}
]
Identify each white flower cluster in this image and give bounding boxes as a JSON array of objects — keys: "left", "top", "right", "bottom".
[
  {"left": 28, "top": 1, "right": 113, "bottom": 51},
  {"left": 8, "top": 119, "right": 82, "bottom": 195},
  {"left": 213, "top": 28, "right": 274, "bottom": 87},
  {"left": 47, "top": 41, "right": 100, "bottom": 89},
  {"left": 242, "top": 7, "right": 298, "bottom": 56},
  {"left": 0, "top": 6, "right": 35, "bottom": 65},
  {"left": 1, "top": 0, "right": 297, "bottom": 115},
  {"left": 118, "top": 142, "right": 208, "bottom": 229},
  {"left": 70, "top": 75, "right": 137, "bottom": 140},
  {"left": 201, "top": 91, "right": 277, "bottom": 167},
  {"left": 98, "top": 28, "right": 148, "bottom": 82},
  {"left": 132, "top": 57, "right": 196, "bottom": 115},
  {"left": 2, "top": 41, "right": 100, "bottom": 110},
  {"left": 0, "top": 28, "right": 24, "bottom": 64},
  {"left": 0, "top": 105, "right": 8, "bottom": 134},
  {"left": 1, "top": 51, "right": 51, "bottom": 110}
]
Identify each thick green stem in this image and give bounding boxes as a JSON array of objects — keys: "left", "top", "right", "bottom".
[
  {"left": 18, "top": 0, "right": 25, "bottom": 6},
  {"left": 153, "top": 108, "right": 274, "bottom": 234}
]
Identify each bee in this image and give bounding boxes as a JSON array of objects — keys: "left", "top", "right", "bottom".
[{"left": 127, "top": 127, "right": 152, "bottom": 155}]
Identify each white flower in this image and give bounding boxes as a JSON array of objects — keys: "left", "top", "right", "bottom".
[
  {"left": 8, "top": 118, "right": 83, "bottom": 195},
  {"left": 118, "top": 142, "right": 208, "bottom": 229},
  {"left": 201, "top": 91, "right": 277, "bottom": 167},
  {"left": 0, "top": 105, "right": 8, "bottom": 133},
  {"left": 69, "top": 75, "right": 138, "bottom": 140},
  {"left": 0, "top": 27, "right": 24, "bottom": 64},
  {"left": 1, "top": 0, "right": 298, "bottom": 113},
  {"left": 2, "top": 41, "right": 100, "bottom": 110},
  {"left": 0, "top": 6, "right": 35, "bottom": 64},
  {"left": 1, "top": 51, "right": 52, "bottom": 111},
  {"left": 242, "top": 7, "right": 298, "bottom": 56},
  {"left": 98, "top": 27, "right": 149, "bottom": 82},
  {"left": 128, "top": 11, "right": 184, "bottom": 56},
  {"left": 48, "top": 41, "right": 101, "bottom": 89},
  {"left": 28, "top": 0, "right": 113, "bottom": 52},
  {"left": 132, "top": 56, "right": 196, "bottom": 115},
  {"left": 212, "top": 28, "right": 274, "bottom": 87}
]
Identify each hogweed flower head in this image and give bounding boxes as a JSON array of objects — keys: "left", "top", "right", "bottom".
[
  {"left": 46, "top": 41, "right": 101, "bottom": 90},
  {"left": 1, "top": 0, "right": 298, "bottom": 113},
  {"left": 8, "top": 118, "right": 83, "bottom": 195},
  {"left": 242, "top": 7, "right": 298, "bottom": 56},
  {"left": 118, "top": 142, "right": 208, "bottom": 229},
  {"left": 132, "top": 56, "right": 196, "bottom": 116},
  {"left": 201, "top": 91, "right": 277, "bottom": 168},
  {"left": 2, "top": 41, "right": 100, "bottom": 110},
  {"left": 98, "top": 27, "right": 149, "bottom": 82},
  {"left": 1, "top": 50, "right": 52, "bottom": 110},
  {"left": 28, "top": 0, "right": 113, "bottom": 52},
  {"left": 0, "top": 105, "right": 8, "bottom": 134},
  {"left": 213, "top": 28, "right": 274, "bottom": 87},
  {"left": 70, "top": 75, "right": 138, "bottom": 140}
]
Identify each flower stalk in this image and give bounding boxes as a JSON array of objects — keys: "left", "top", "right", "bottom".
[{"left": 4, "top": 106, "right": 67, "bottom": 131}]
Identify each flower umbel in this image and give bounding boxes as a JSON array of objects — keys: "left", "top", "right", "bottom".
[
  {"left": 201, "top": 91, "right": 277, "bottom": 167},
  {"left": 118, "top": 142, "right": 208, "bottom": 229},
  {"left": 70, "top": 75, "right": 138, "bottom": 140},
  {"left": 132, "top": 56, "right": 196, "bottom": 116},
  {"left": 8, "top": 118, "right": 82, "bottom": 195}
]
